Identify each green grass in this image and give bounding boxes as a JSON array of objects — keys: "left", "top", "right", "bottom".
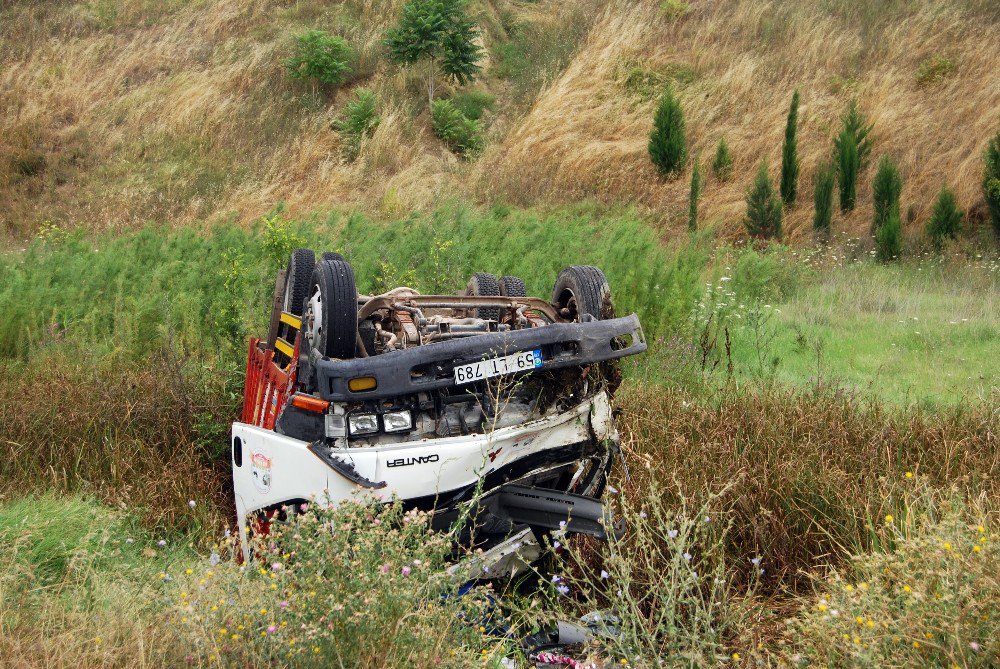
[{"left": 720, "top": 253, "right": 1000, "bottom": 404}]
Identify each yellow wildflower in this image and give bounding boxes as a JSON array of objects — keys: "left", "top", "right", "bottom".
[
  {"left": 905, "top": 472, "right": 913, "bottom": 479},
  {"left": 885, "top": 515, "right": 894, "bottom": 523}
]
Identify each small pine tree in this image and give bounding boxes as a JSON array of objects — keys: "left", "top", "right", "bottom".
[
  {"left": 744, "top": 161, "right": 782, "bottom": 240},
  {"left": 834, "top": 127, "right": 860, "bottom": 212},
  {"left": 871, "top": 155, "right": 902, "bottom": 236},
  {"left": 984, "top": 130, "right": 1000, "bottom": 239},
  {"left": 840, "top": 99, "right": 873, "bottom": 168},
  {"left": 876, "top": 209, "right": 902, "bottom": 261},
  {"left": 712, "top": 137, "right": 733, "bottom": 181},
  {"left": 813, "top": 161, "right": 835, "bottom": 236},
  {"left": 688, "top": 155, "right": 701, "bottom": 232},
  {"left": 832, "top": 99, "right": 873, "bottom": 212},
  {"left": 926, "top": 185, "right": 963, "bottom": 249},
  {"left": 780, "top": 89, "right": 800, "bottom": 206},
  {"left": 333, "top": 89, "right": 380, "bottom": 162},
  {"left": 648, "top": 87, "right": 686, "bottom": 176}
]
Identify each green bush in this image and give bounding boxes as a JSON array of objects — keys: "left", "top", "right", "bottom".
[
  {"left": 984, "top": 130, "right": 1000, "bottom": 239},
  {"left": 813, "top": 161, "right": 835, "bottom": 236},
  {"left": 430, "top": 99, "right": 484, "bottom": 157},
  {"left": 926, "top": 185, "right": 963, "bottom": 249},
  {"left": 876, "top": 210, "right": 902, "bottom": 261},
  {"left": 688, "top": 155, "right": 701, "bottom": 232},
  {"left": 449, "top": 89, "right": 495, "bottom": 121},
  {"left": 333, "top": 88, "right": 380, "bottom": 162},
  {"left": 284, "top": 30, "right": 355, "bottom": 89},
  {"left": 839, "top": 99, "right": 873, "bottom": 168},
  {"left": 744, "top": 161, "right": 782, "bottom": 240},
  {"left": 711, "top": 137, "right": 733, "bottom": 181},
  {"left": 780, "top": 89, "right": 800, "bottom": 206},
  {"left": 648, "top": 87, "right": 686, "bottom": 176},
  {"left": 915, "top": 54, "right": 956, "bottom": 87},
  {"left": 872, "top": 155, "right": 903, "bottom": 236}
]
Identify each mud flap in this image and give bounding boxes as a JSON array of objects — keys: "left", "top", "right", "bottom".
[{"left": 486, "top": 484, "right": 620, "bottom": 540}]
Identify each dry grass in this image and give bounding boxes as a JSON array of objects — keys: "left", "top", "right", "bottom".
[
  {"left": 614, "top": 380, "right": 1000, "bottom": 586},
  {"left": 6, "top": 0, "right": 996, "bottom": 240},
  {"left": 0, "top": 347, "right": 232, "bottom": 531}
]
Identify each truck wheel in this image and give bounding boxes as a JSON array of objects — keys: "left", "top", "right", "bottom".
[
  {"left": 467, "top": 272, "right": 501, "bottom": 322},
  {"left": 499, "top": 276, "right": 527, "bottom": 297},
  {"left": 552, "top": 265, "right": 615, "bottom": 322},
  {"left": 303, "top": 258, "right": 358, "bottom": 360},
  {"left": 280, "top": 248, "right": 316, "bottom": 337}
]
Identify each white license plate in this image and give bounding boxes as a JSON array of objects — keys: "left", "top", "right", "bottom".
[{"left": 454, "top": 349, "right": 542, "bottom": 385}]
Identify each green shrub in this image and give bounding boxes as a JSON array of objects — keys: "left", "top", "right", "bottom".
[
  {"left": 984, "top": 130, "right": 1000, "bottom": 239},
  {"left": 333, "top": 88, "right": 380, "bottom": 162},
  {"left": 876, "top": 210, "right": 902, "bottom": 261},
  {"left": 648, "top": 87, "right": 687, "bottom": 176},
  {"left": 688, "top": 155, "right": 702, "bottom": 232},
  {"left": 284, "top": 30, "right": 355, "bottom": 89},
  {"left": 711, "top": 137, "right": 733, "bottom": 181},
  {"left": 813, "top": 161, "right": 835, "bottom": 236},
  {"left": 780, "top": 89, "right": 800, "bottom": 206},
  {"left": 926, "top": 185, "right": 963, "bottom": 249},
  {"left": 430, "top": 99, "right": 484, "bottom": 157},
  {"left": 744, "top": 161, "right": 782, "bottom": 240},
  {"left": 384, "top": 0, "right": 482, "bottom": 107},
  {"left": 872, "top": 155, "right": 902, "bottom": 236},
  {"left": 449, "top": 89, "right": 495, "bottom": 120},
  {"left": 915, "top": 54, "right": 956, "bottom": 87}
]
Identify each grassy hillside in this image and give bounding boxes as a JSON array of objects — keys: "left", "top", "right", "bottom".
[{"left": 3, "top": 0, "right": 999, "bottom": 243}]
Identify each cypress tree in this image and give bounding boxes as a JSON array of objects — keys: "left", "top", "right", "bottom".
[
  {"left": 648, "top": 87, "right": 686, "bottom": 176},
  {"left": 876, "top": 209, "right": 902, "bottom": 261},
  {"left": 780, "top": 89, "right": 800, "bottom": 206},
  {"left": 712, "top": 137, "right": 733, "bottom": 181},
  {"left": 813, "top": 161, "right": 835, "bottom": 236},
  {"left": 926, "top": 185, "right": 963, "bottom": 249},
  {"left": 984, "top": 130, "right": 1000, "bottom": 239},
  {"left": 834, "top": 126, "right": 860, "bottom": 212},
  {"left": 688, "top": 155, "right": 702, "bottom": 232},
  {"left": 872, "top": 155, "right": 902, "bottom": 236},
  {"left": 744, "top": 161, "right": 782, "bottom": 240},
  {"left": 833, "top": 99, "right": 873, "bottom": 212}
]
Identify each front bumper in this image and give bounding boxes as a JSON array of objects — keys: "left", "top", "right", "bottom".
[{"left": 310, "top": 313, "right": 645, "bottom": 401}]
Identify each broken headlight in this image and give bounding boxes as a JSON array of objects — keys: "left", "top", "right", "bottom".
[
  {"left": 347, "top": 413, "right": 379, "bottom": 436},
  {"left": 382, "top": 410, "right": 413, "bottom": 433}
]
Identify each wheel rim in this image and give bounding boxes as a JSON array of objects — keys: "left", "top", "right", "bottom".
[{"left": 303, "top": 286, "right": 324, "bottom": 352}]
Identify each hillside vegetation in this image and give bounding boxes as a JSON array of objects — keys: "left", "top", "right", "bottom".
[{"left": 3, "top": 0, "right": 1000, "bottom": 242}]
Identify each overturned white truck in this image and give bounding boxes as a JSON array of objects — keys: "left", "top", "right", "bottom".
[{"left": 233, "top": 250, "right": 646, "bottom": 574}]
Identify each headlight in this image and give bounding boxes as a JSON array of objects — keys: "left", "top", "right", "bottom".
[
  {"left": 382, "top": 410, "right": 413, "bottom": 433},
  {"left": 347, "top": 413, "right": 379, "bottom": 436}
]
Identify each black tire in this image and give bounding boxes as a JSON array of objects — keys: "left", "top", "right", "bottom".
[
  {"left": 551, "top": 265, "right": 615, "bottom": 322},
  {"left": 277, "top": 249, "right": 315, "bottom": 359},
  {"left": 303, "top": 258, "right": 358, "bottom": 359},
  {"left": 321, "top": 251, "right": 344, "bottom": 262},
  {"left": 499, "top": 275, "right": 527, "bottom": 297},
  {"left": 466, "top": 272, "right": 501, "bottom": 321}
]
